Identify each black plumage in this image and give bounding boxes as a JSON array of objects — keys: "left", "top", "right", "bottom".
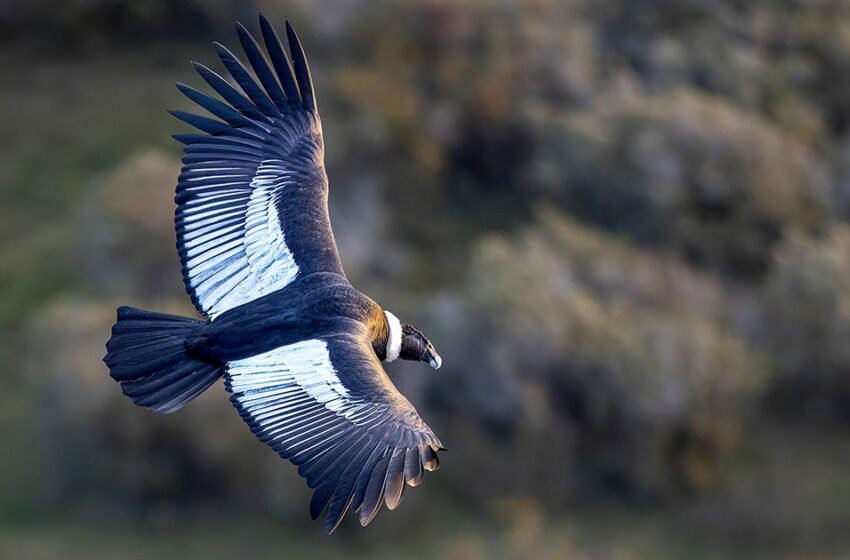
[{"left": 103, "top": 15, "right": 443, "bottom": 533}]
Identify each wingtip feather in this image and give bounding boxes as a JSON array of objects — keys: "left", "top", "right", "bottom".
[
  {"left": 259, "top": 14, "right": 302, "bottom": 108},
  {"left": 283, "top": 20, "right": 317, "bottom": 113},
  {"left": 383, "top": 450, "right": 406, "bottom": 510}
]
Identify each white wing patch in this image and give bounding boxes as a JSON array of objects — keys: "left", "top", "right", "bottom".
[
  {"left": 177, "top": 159, "right": 300, "bottom": 318},
  {"left": 228, "top": 340, "right": 388, "bottom": 430},
  {"left": 244, "top": 162, "right": 299, "bottom": 296}
]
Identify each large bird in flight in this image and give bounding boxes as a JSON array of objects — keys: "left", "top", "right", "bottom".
[{"left": 104, "top": 15, "right": 444, "bottom": 533}]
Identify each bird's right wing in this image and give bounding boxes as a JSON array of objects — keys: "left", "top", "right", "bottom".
[
  {"left": 172, "top": 16, "right": 344, "bottom": 319},
  {"left": 225, "top": 333, "right": 443, "bottom": 533}
]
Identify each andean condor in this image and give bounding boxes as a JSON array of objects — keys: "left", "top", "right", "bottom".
[{"left": 103, "top": 15, "right": 444, "bottom": 533}]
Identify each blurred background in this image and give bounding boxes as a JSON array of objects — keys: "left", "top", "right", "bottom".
[{"left": 2, "top": 0, "right": 850, "bottom": 558}]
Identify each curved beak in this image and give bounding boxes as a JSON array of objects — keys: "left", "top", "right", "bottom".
[{"left": 424, "top": 345, "right": 442, "bottom": 370}]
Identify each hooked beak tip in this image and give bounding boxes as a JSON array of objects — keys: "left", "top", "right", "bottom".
[{"left": 428, "top": 353, "right": 442, "bottom": 370}]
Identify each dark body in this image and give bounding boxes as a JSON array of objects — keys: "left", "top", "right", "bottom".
[{"left": 190, "top": 272, "right": 389, "bottom": 363}]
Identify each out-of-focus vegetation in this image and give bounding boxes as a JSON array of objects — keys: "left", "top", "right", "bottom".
[{"left": 3, "top": 0, "right": 850, "bottom": 558}]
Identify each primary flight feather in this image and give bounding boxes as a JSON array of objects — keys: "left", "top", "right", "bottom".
[{"left": 103, "top": 15, "right": 444, "bottom": 534}]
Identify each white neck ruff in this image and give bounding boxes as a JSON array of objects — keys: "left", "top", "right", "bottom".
[{"left": 384, "top": 310, "right": 402, "bottom": 362}]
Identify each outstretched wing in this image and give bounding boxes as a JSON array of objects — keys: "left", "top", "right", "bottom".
[
  {"left": 173, "top": 16, "right": 343, "bottom": 318},
  {"left": 225, "top": 333, "right": 443, "bottom": 533}
]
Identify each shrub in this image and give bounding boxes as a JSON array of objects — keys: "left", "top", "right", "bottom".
[
  {"left": 435, "top": 207, "right": 765, "bottom": 501},
  {"left": 763, "top": 226, "right": 850, "bottom": 421},
  {"left": 541, "top": 91, "right": 830, "bottom": 277}
]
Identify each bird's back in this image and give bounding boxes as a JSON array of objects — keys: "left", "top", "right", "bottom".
[{"left": 197, "top": 272, "right": 381, "bottom": 362}]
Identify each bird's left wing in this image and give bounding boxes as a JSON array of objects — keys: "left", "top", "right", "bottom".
[
  {"left": 225, "top": 332, "right": 443, "bottom": 533},
  {"left": 173, "top": 16, "right": 343, "bottom": 318}
]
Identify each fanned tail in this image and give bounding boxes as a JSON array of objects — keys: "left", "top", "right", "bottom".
[{"left": 104, "top": 306, "right": 223, "bottom": 413}]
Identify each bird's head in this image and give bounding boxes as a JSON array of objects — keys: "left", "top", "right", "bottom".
[{"left": 384, "top": 311, "right": 442, "bottom": 370}]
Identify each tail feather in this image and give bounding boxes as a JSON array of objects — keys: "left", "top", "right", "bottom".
[{"left": 104, "top": 306, "right": 223, "bottom": 414}]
